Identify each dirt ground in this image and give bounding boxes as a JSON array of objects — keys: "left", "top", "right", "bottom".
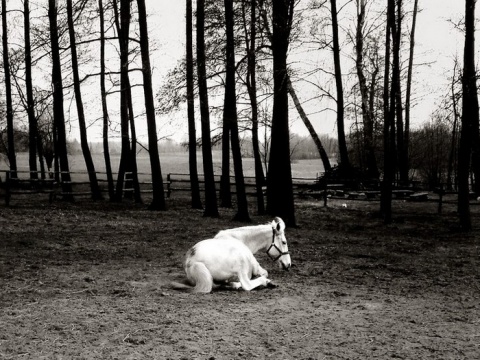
[{"left": 0, "top": 195, "right": 479, "bottom": 359}]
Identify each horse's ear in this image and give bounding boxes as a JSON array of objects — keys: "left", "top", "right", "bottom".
[
  {"left": 272, "top": 217, "right": 283, "bottom": 232},
  {"left": 271, "top": 219, "right": 278, "bottom": 230}
]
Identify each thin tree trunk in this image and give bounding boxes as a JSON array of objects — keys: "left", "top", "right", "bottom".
[
  {"left": 48, "top": 0, "right": 73, "bottom": 200},
  {"left": 98, "top": 0, "right": 115, "bottom": 201},
  {"left": 330, "top": 0, "right": 350, "bottom": 172},
  {"left": 355, "top": 0, "right": 378, "bottom": 179},
  {"left": 126, "top": 76, "right": 142, "bottom": 204},
  {"left": 266, "top": 0, "right": 296, "bottom": 226},
  {"left": 186, "top": 0, "right": 203, "bottom": 209},
  {"left": 458, "top": 0, "right": 477, "bottom": 231},
  {"left": 245, "top": 0, "right": 265, "bottom": 215},
  {"left": 2, "top": 0, "right": 17, "bottom": 179},
  {"left": 197, "top": 0, "right": 219, "bottom": 217},
  {"left": 394, "top": 0, "right": 407, "bottom": 183},
  {"left": 249, "top": 0, "right": 266, "bottom": 215},
  {"left": 286, "top": 74, "right": 332, "bottom": 172},
  {"left": 404, "top": 0, "right": 418, "bottom": 185},
  {"left": 137, "top": 0, "right": 166, "bottom": 210},
  {"left": 66, "top": 0, "right": 102, "bottom": 200},
  {"left": 26, "top": 0, "right": 46, "bottom": 181},
  {"left": 113, "top": 0, "right": 133, "bottom": 202},
  {"left": 381, "top": 0, "right": 394, "bottom": 222},
  {"left": 220, "top": 119, "right": 232, "bottom": 208},
  {"left": 224, "top": 0, "right": 250, "bottom": 222},
  {"left": 447, "top": 60, "right": 460, "bottom": 191}
]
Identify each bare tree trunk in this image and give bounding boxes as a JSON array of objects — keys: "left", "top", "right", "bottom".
[
  {"left": 258, "top": 0, "right": 330, "bottom": 186},
  {"left": 404, "top": 0, "right": 419, "bottom": 184},
  {"left": 197, "top": 0, "right": 219, "bottom": 217},
  {"left": 381, "top": 0, "right": 394, "bottom": 223},
  {"left": 126, "top": 76, "right": 142, "bottom": 204},
  {"left": 224, "top": 0, "right": 250, "bottom": 222},
  {"left": 137, "top": 0, "right": 166, "bottom": 210},
  {"left": 447, "top": 59, "right": 460, "bottom": 191},
  {"left": 330, "top": 0, "right": 350, "bottom": 173},
  {"left": 458, "top": 0, "right": 478, "bottom": 231},
  {"left": 394, "top": 0, "right": 407, "bottom": 183},
  {"left": 67, "top": 0, "right": 102, "bottom": 200},
  {"left": 266, "top": 0, "right": 296, "bottom": 226},
  {"left": 2, "top": 0, "right": 17, "bottom": 179},
  {"left": 186, "top": 0, "right": 203, "bottom": 210},
  {"left": 220, "top": 120, "right": 232, "bottom": 208},
  {"left": 247, "top": 0, "right": 266, "bottom": 215},
  {"left": 25, "top": 0, "right": 46, "bottom": 180},
  {"left": 98, "top": 0, "right": 115, "bottom": 201},
  {"left": 355, "top": 0, "right": 378, "bottom": 179},
  {"left": 113, "top": 0, "right": 138, "bottom": 203},
  {"left": 48, "top": 0, "right": 73, "bottom": 200},
  {"left": 286, "top": 75, "right": 332, "bottom": 172}
]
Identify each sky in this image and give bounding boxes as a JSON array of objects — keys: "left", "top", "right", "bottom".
[{"left": 80, "top": 0, "right": 469, "bottom": 143}]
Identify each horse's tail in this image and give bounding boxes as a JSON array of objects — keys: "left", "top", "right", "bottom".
[{"left": 171, "top": 261, "right": 213, "bottom": 293}]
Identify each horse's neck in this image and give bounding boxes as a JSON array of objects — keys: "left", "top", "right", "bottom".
[{"left": 244, "top": 225, "right": 272, "bottom": 254}]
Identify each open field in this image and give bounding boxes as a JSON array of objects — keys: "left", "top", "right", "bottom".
[
  {"left": 0, "top": 151, "right": 326, "bottom": 181},
  {"left": 1, "top": 195, "right": 479, "bottom": 359}
]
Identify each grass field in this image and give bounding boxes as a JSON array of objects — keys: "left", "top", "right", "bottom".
[{"left": 1, "top": 151, "right": 326, "bottom": 182}]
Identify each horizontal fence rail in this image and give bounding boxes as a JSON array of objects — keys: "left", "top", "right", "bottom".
[{"left": 0, "top": 170, "right": 478, "bottom": 213}]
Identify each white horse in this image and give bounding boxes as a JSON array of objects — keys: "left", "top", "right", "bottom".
[
  {"left": 171, "top": 218, "right": 291, "bottom": 293},
  {"left": 214, "top": 217, "right": 292, "bottom": 272}
]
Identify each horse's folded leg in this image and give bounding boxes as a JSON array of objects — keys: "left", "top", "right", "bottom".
[
  {"left": 239, "top": 275, "right": 270, "bottom": 291},
  {"left": 227, "top": 281, "right": 242, "bottom": 290}
]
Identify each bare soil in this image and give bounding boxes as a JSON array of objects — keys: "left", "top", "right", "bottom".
[{"left": 1, "top": 196, "right": 479, "bottom": 359}]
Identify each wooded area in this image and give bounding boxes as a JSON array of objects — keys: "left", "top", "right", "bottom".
[{"left": 0, "top": 0, "right": 479, "bottom": 229}]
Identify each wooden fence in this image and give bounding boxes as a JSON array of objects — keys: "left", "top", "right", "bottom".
[{"left": 1, "top": 170, "right": 477, "bottom": 213}]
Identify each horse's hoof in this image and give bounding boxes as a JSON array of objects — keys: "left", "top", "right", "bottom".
[{"left": 266, "top": 281, "right": 278, "bottom": 288}]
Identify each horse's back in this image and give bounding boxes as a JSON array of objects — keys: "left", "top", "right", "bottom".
[{"left": 188, "top": 237, "right": 253, "bottom": 263}]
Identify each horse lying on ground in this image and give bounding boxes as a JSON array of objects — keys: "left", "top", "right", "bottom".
[{"left": 171, "top": 218, "right": 291, "bottom": 293}]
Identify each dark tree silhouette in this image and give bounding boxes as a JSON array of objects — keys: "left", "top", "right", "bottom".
[
  {"left": 286, "top": 75, "right": 332, "bottom": 173},
  {"left": 197, "top": 0, "right": 219, "bottom": 218},
  {"left": 224, "top": 0, "right": 250, "bottom": 222},
  {"left": 246, "top": 0, "right": 266, "bottom": 215},
  {"left": 2, "top": 0, "right": 17, "bottom": 179},
  {"left": 266, "top": 0, "right": 296, "bottom": 226},
  {"left": 66, "top": 0, "right": 102, "bottom": 200},
  {"left": 113, "top": 0, "right": 142, "bottom": 204},
  {"left": 186, "top": 0, "right": 203, "bottom": 210},
  {"left": 330, "top": 0, "right": 351, "bottom": 172},
  {"left": 381, "top": 0, "right": 395, "bottom": 223},
  {"left": 355, "top": 0, "right": 379, "bottom": 179},
  {"left": 48, "top": 0, "right": 73, "bottom": 199},
  {"left": 98, "top": 0, "right": 115, "bottom": 201},
  {"left": 404, "top": 0, "right": 419, "bottom": 184},
  {"left": 137, "top": 0, "right": 167, "bottom": 211},
  {"left": 458, "top": 0, "right": 478, "bottom": 231}
]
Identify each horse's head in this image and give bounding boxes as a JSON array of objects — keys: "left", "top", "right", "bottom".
[{"left": 267, "top": 217, "right": 291, "bottom": 271}]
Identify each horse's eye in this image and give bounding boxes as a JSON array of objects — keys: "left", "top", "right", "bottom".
[{"left": 282, "top": 241, "right": 287, "bottom": 245}]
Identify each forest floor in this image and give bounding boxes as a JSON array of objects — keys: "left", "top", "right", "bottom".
[{"left": 0, "top": 194, "right": 479, "bottom": 359}]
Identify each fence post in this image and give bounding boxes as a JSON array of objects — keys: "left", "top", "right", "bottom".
[
  {"left": 167, "top": 173, "right": 171, "bottom": 198},
  {"left": 323, "top": 178, "right": 328, "bottom": 207},
  {"left": 5, "top": 171, "right": 11, "bottom": 206},
  {"left": 438, "top": 183, "right": 443, "bottom": 215}
]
